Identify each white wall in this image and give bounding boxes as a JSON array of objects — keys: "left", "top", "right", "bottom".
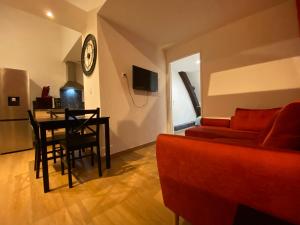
[
  {"left": 166, "top": 0, "right": 300, "bottom": 117},
  {"left": 187, "top": 71, "right": 201, "bottom": 103},
  {"left": 171, "top": 70, "right": 196, "bottom": 126},
  {"left": 208, "top": 56, "right": 300, "bottom": 96},
  {"left": 97, "top": 18, "right": 167, "bottom": 154},
  {"left": 0, "top": 3, "right": 81, "bottom": 104},
  {"left": 170, "top": 54, "right": 200, "bottom": 127}
]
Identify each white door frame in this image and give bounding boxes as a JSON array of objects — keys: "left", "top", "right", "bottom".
[{"left": 166, "top": 62, "right": 174, "bottom": 134}]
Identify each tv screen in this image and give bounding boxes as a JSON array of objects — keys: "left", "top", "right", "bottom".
[{"left": 132, "top": 65, "right": 158, "bottom": 92}]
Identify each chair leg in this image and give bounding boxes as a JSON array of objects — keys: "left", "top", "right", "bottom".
[
  {"left": 96, "top": 145, "right": 102, "bottom": 177},
  {"left": 34, "top": 142, "right": 38, "bottom": 171},
  {"left": 51, "top": 129, "right": 56, "bottom": 163},
  {"left": 67, "top": 150, "right": 72, "bottom": 188},
  {"left": 36, "top": 148, "right": 41, "bottom": 179},
  {"left": 72, "top": 150, "right": 75, "bottom": 168},
  {"left": 91, "top": 146, "right": 94, "bottom": 166},
  {"left": 174, "top": 213, "right": 179, "bottom": 225},
  {"left": 60, "top": 147, "right": 64, "bottom": 175},
  {"left": 52, "top": 143, "right": 56, "bottom": 163}
]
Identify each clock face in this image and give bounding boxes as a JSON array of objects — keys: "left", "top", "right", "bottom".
[{"left": 81, "top": 34, "right": 97, "bottom": 76}]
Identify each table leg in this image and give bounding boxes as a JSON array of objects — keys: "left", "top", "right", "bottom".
[
  {"left": 105, "top": 119, "right": 111, "bottom": 169},
  {"left": 41, "top": 127, "right": 50, "bottom": 193}
]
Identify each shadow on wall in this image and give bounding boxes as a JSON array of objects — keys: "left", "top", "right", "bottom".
[
  {"left": 109, "top": 95, "right": 164, "bottom": 153},
  {"left": 99, "top": 17, "right": 163, "bottom": 107},
  {"left": 205, "top": 88, "right": 300, "bottom": 117},
  {"left": 173, "top": 0, "right": 300, "bottom": 65},
  {"left": 97, "top": 17, "right": 166, "bottom": 154},
  {"left": 30, "top": 79, "right": 42, "bottom": 107},
  {"left": 101, "top": 18, "right": 163, "bottom": 68},
  {"left": 204, "top": 38, "right": 300, "bottom": 76}
]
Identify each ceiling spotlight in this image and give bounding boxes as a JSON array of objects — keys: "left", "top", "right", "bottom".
[
  {"left": 196, "top": 60, "right": 200, "bottom": 64},
  {"left": 45, "top": 10, "right": 54, "bottom": 19}
]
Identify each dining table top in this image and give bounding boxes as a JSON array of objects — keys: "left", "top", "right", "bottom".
[
  {"left": 36, "top": 114, "right": 110, "bottom": 128},
  {"left": 36, "top": 115, "right": 110, "bottom": 122}
]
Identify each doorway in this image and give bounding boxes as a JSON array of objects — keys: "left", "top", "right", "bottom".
[{"left": 169, "top": 53, "right": 201, "bottom": 133}]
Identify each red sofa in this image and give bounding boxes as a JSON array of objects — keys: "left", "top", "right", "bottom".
[
  {"left": 156, "top": 101, "right": 300, "bottom": 225},
  {"left": 185, "top": 107, "right": 281, "bottom": 147}
]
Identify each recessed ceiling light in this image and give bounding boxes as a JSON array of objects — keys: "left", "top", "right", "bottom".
[
  {"left": 45, "top": 10, "right": 54, "bottom": 19},
  {"left": 196, "top": 60, "right": 200, "bottom": 64}
]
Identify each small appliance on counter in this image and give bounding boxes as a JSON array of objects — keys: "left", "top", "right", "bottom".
[{"left": 0, "top": 68, "right": 32, "bottom": 153}]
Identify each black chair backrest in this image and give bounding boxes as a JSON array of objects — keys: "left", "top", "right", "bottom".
[
  {"left": 28, "top": 110, "right": 40, "bottom": 143},
  {"left": 65, "top": 108, "right": 100, "bottom": 143}
]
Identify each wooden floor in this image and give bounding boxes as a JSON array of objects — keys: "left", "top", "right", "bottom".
[{"left": 0, "top": 144, "right": 190, "bottom": 225}]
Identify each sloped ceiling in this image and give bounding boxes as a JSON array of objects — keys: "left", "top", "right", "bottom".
[
  {"left": 0, "top": 0, "right": 87, "bottom": 32},
  {"left": 99, "top": 0, "right": 286, "bottom": 48},
  {"left": 0, "top": 0, "right": 288, "bottom": 49}
]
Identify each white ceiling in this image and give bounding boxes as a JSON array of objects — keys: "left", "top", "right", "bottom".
[
  {"left": 65, "top": 0, "right": 106, "bottom": 12},
  {"left": 99, "top": 0, "right": 286, "bottom": 48}
]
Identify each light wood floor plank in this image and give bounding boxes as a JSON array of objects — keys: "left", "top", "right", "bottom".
[{"left": 0, "top": 144, "right": 189, "bottom": 225}]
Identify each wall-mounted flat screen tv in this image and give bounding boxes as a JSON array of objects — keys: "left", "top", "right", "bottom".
[{"left": 132, "top": 65, "right": 158, "bottom": 92}]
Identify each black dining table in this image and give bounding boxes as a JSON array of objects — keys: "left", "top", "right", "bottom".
[{"left": 36, "top": 116, "right": 110, "bottom": 193}]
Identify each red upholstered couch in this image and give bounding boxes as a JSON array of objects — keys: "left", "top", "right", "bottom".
[
  {"left": 156, "top": 101, "right": 300, "bottom": 225},
  {"left": 185, "top": 107, "right": 281, "bottom": 147}
]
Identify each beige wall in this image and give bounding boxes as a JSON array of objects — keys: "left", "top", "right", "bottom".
[
  {"left": 0, "top": 3, "right": 81, "bottom": 104},
  {"left": 166, "top": 0, "right": 300, "bottom": 117},
  {"left": 75, "top": 63, "right": 84, "bottom": 86},
  {"left": 97, "top": 18, "right": 167, "bottom": 154},
  {"left": 61, "top": 29, "right": 82, "bottom": 62},
  {"left": 83, "top": 10, "right": 101, "bottom": 109}
]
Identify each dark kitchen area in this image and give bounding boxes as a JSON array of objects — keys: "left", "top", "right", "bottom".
[{"left": 33, "top": 61, "right": 84, "bottom": 111}]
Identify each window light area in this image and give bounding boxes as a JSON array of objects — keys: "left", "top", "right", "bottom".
[{"left": 208, "top": 56, "right": 300, "bottom": 96}]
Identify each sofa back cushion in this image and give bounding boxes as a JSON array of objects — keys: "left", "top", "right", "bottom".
[
  {"left": 201, "top": 118, "right": 230, "bottom": 128},
  {"left": 262, "top": 101, "right": 300, "bottom": 150},
  {"left": 230, "top": 108, "right": 281, "bottom": 131}
]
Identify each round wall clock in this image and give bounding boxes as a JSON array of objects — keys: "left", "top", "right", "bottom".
[{"left": 81, "top": 34, "right": 97, "bottom": 76}]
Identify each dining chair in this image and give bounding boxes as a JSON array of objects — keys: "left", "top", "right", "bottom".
[
  {"left": 28, "top": 110, "right": 65, "bottom": 178},
  {"left": 48, "top": 109, "right": 65, "bottom": 162},
  {"left": 62, "top": 108, "right": 102, "bottom": 188}
]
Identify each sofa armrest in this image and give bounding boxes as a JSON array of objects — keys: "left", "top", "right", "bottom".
[
  {"left": 156, "top": 134, "right": 300, "bottom": 224},
  {"left": 201, "top": 117, "right": 230, "bottom": 127}
]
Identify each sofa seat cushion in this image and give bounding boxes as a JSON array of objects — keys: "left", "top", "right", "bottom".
[
  {"left": 185, "top": 126, "right": 259, "bottom": 140},
  {"left": 231, "top": 108, "right": 281, "bottom": 132},
  {"left": 262, "top": 101, "right": 300, "bottom": 150},
  {"left": 212, "top": 138, "right": 258, "bottom": 147},
  {"left": 184, "top": 135, "right": 259, "bottom": 147}
]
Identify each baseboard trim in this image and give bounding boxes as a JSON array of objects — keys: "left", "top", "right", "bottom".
[
  {"left": 1, "top": 147, "right": 33, "bottom": 155},
  {"left": 110, "top": 141, "right": 156, "bottom": 159}
]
